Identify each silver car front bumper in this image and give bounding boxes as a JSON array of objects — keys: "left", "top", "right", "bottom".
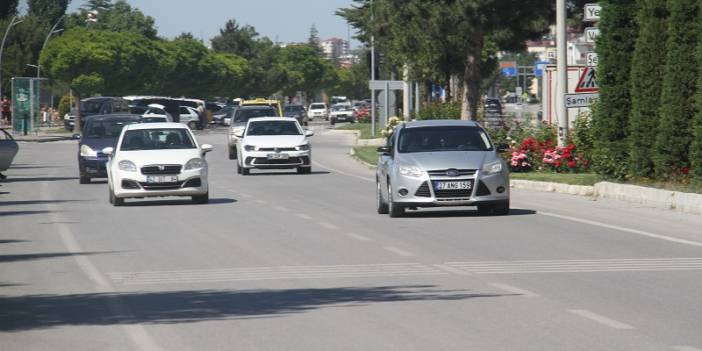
[{"left": 391, "top": 172, "right": 509, "bottom": 207}]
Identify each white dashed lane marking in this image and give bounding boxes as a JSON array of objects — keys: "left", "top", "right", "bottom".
[
  {"left": 296, "top": 213, "right": 313, "bottom": 220},
  {"left": 318, "top": 222, "right": 340, "bottom": 230},
  {"left": 345, "top": 233, "right": 374, "bottom": 241},
  {"left": 272, "top": 205, "right": 290, "bottom": 212},
  {"left": 488, "top": 283, "right": 539, "bottom": 298},
  {"left": 383, "top": 246, "right": 415, "bottom": 257},
  {"left": 568, "top": 309, "right": 635, "bottom": 330},
  {"left": 672, "top": 346, "right": 702, "bottom": 351}
]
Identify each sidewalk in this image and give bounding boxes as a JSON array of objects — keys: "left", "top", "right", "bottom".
[{"left": 3, "top": 125, "right": 74, "bottom": 142}]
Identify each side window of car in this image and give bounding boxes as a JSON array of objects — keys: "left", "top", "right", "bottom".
[{"left": 179, "top": 107, "right": 189, "bottom": 115}]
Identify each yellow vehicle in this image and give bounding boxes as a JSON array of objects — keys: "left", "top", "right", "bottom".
[{"left": 240, "top": 98, "right": 283, "bottom": 117}]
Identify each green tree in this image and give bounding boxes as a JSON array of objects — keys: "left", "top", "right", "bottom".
[
  {"left": 591, "top": 0, "right": 639, "bottom": 179},
  {"left": 82, "top": 0, "right": 114, "bottom": 11},
  {"left": 66, "top": 0, "right": 157, "bottom": 39},
  {"left": 0, "top": 0, "right": 19, "bottom": 20},
  {"left": 308, "top": 24, "right": 323, "bottom": 56},
  {"left": 0, "top": 16, "right": 48, "bottom": 96},
  {"left": 627, "top": 0, "right": 667, "bottom": 179},
  {"left": 275, "top": 44, "right": 330, "bottom": 99},
  {"left": 211, "top": 19, "right": 262, "bottom": 60},
  {"left": 28, "top": 0, "right": 70, "bottom": 26},
  {"left": 653, "top": 0, "right": 699, "bottom": 180}
]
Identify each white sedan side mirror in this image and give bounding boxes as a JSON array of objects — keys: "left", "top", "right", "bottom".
[
  {"left": 305, "top": 130, "right": 315, "bottom": 137},
  {"left": 102, "top": 147, "right": 114, "bottom": 156},
  {"left": 201, "top": 144, "right": 214, "bottom": 153},
  {"left": 233, "top": 131, "right": 244, "bottom": 138}
]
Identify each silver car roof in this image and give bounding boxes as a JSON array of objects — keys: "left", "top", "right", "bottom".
[{"left": 402, "top": 120, "right": 482, "bottom": 128}]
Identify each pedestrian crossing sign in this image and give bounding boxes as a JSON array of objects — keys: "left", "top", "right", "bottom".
[{"left": 575, "top": 67, "right": 598, "bottom": 92}]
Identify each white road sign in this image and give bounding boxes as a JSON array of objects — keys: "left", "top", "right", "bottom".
[
  {"left": 585, "top": 27, "right": 601, "bottom": 43},
  {"left": 587, "top": 52, "right": 598, "bottom": 67},
  {"left": 565, "top": 93, "right": 599, "bottom": 108},
  {"left": 584, "top": 4, "right": 602, "bottom": 22},
  {"left": 575, "top": 67, "right": 598, "bottom": 92}
]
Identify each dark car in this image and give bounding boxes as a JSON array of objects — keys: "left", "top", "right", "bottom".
[
  {"left": 64, "top": 97, "right": 131, "bottom": 130},
  {"left": 212, "top": 105, "right": 237, "bottom": 125},
  {"left": 77, "top": 114, "right": 142, "bottom": 184},
  {"left": 484, "top": 97, "right": 502, "bottom": 115},
  {"left": 284, "top": 104, "right": 308, "bottom": 126},
  {"left": 0, "top": 128, "right": 18, "bottom": 179}
]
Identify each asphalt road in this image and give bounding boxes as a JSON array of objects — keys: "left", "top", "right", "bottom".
[{"left": 2, "top": 123, "right": 702, "bottom": 351}]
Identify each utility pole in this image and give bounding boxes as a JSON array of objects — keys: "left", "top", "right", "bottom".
[
  {"left": 556, "top": 0, "right": 568, "bottom": 146},
  {"left": 38, "top": 15, "right": 66, "bottom": 79},
  {"left": 0, "top": 16, "right": 25, "bottom": 98},
  {"left": 370, "top": 0, "right": 376, "bottom": 137}
]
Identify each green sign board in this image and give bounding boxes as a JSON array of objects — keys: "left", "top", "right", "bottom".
[{"left": 11, "top": 77, "right": 40, "bottom": 135}]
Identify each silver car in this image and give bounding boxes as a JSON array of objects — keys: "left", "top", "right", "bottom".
[{"left": 376, "top": 120, "right": 510, "bottom": 217}]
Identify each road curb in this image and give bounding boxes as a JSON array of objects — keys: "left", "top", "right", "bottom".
[
  {"left": 510, "top": 179, "right": 595, "bottom": 196},
  {"left": 349, "top": 148, "right": 377, "bottom": 170}
]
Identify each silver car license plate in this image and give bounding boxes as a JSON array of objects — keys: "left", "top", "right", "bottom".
[
  {"left": 146, "top": 175, "right": 178, "bottom": 183},
  {"left": 435, "top": 181, "right": 472, "bottom": 190},
  {"left": 268, "top": 153, "right": 289, "bottom": 160}
]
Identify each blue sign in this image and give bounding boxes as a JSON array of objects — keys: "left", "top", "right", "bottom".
[
  {"left": 534, "top": 61, "right": 550, "bottom": 78},
  {"left": 501, "top": 67, "right": 517, "bottom": 77}
]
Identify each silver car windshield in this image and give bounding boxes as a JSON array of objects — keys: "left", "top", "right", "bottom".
[{"left": 398, "top": 126, "right": 493, "bottom": 153}]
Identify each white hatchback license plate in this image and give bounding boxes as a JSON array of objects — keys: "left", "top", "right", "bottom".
[
  {"left": 146, "top": 176, "right": 178, "bottom": 183},
  {"left": 268, "top": 153, "right": 289, "bottom": 160},
  {"left": 435, "top": 181, "right": 472, "bottom": 190}
]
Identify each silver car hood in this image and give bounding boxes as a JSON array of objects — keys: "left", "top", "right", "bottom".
[{"left": 398, "top": 151, "right": 490, "bottom": 171}]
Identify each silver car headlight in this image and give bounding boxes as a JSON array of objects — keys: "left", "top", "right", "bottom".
[
  {"left": 80, "top": 144, "right": 98, "bottom": 157},
  {"left": 399, "top": 165, "right": 425, "bottom": 178},
  {"left": 118, "top": 160, "right": 137, "bottom": 172},
  {"left": 244, "top": 145, "right": 256, "bottom": 151},
  {"left": 184, "top": 158, "right": 206, "bottom": 170},
  {"left": 482, "top": 160, "right": 503, "bottom": 175},
  {"left": 296, "top": 144, "right": 310, "bottom": 151}
]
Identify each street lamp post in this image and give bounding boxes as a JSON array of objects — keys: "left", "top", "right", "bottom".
[
  {"left": 556, "top": 0, "right": 568, "bottom": 147},
  {"left": 37, "top": 15, "right": 66, "bottom": 79},
  {"left": 370, "top": 0, "right": 376, "bottom": 137},
  {"left": 0, "top": 16, "right": 26, "bottom": 98}
]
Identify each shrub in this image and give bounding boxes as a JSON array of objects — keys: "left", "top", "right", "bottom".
[
  {"left": 416, "top": 102, "right": 461, "bottom": 120},
  {"left": 58, "top": 95, "right": 72, "bottom": 118}
]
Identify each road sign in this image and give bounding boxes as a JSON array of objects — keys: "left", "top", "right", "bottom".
[
  {"left": 585, "top": 27, "right": 601, "bottom": 43},
  {"left": 565, "top": 93, "right": 599, "bottom": 108},
  {"left": 584, "top": 4, "right": 601, "bottom": 22},
  {"left": 586, "top": 52, "right": 598, "bottom": 67},
  {"left": 575, "top": 67, "right": 598, "bottom": 92},
  {"left": 534, "top": 61, "right": 550, "bottom": 78},
  {"left": 499, "top": 61, "right": 517, "bottom": 77},
  {"left": 369, "top": 80, "right": 404, "bottom": 90}
]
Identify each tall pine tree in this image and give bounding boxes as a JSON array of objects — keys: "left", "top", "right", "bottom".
[
  {"left": 690, "top": 3, "right": 702, "bottom": 182},
  {"left": 592, "top": 0, "right": 639, "bottom": 179},
  {"left": 653, "top": 0, "right": 699, "bottom": 180},
  {"left": 627, "top": 0, "right": 668, "bottom": 178}
]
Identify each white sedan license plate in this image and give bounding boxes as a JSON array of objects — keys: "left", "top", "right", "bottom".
[
  {"left": 267, "top": 153, "right": 289, "bottom": 160},
  {"left": 435, "top": 181, "right": 472, "bottom": 190},
  {"left": 146, "top": 175, "right": 178, "bottom": 183}
]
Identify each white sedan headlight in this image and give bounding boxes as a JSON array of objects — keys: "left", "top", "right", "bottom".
[
  {"left": 244, "top": 145, "right": 256, "bottom": 151},
  {"left": 80, "top": 144, "right": 97, "bottom": 157},
  {"left": 482, "top": 160, "right": 503, "bottom": 175},
  {"left": 296, "top": 144, "right": 310, "bottom": 151},
  {"left": 184, "top": 158, "right": 206, "bottom": 170},
  {"left": 399, "top": 165, "right": 425, "bottom": 178},
  {"left": 118, "top": 160, "right": 137, "bottom": 172}
]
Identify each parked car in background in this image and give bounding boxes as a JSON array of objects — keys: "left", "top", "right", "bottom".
[
  {"left": 141, "top": 104, "right": 172, "bottom": 123},
  {"left": 227, "top": 106, "right": 279, "bottom": 160},
  {"left": 0, "top": 128, "right": 18, "bottom": 179},
  {"left": 104, "top": 122, "right": 212, "bottom": 206},
  {"left": 284, "top": 104, "right": 308, "bottom": 126},
  {"left": 233, "top": 117, "right": 313, "bottom": 175},
  {"left": 212, "top": 105, "right": 237, "bottom": 125},
  {"left": 376, "top": 120, "right": 510, "bottom": 217},
  {"left": 241, "top": 98, "right": 283, "bottom": 117},
  {"left": 77, "top": 114, "right": 142, "bottom": 184},
  {"left": 484, "top": 98, "right": 502, "bottom": 115},
  {"left": 329, "top": 104, "right": 356, "bottom": 125},
  {"left": 308, "top": 102, "right": 328, "bottom": 120},
  {"left": 64, "top": 97, "right": 130, "bottom": 130}
]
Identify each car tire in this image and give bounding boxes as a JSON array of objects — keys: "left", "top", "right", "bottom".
[
  {"left": 187, "top": 121, "right": 198, "bottom": 130},
  {"left": 387, "top": 183, "right": 405, "bottom": 218},
  {"left": 109, "top": 187, "right": 124, "bottom": 207},
  {"left": 228, "top": 147, "right": 237, "bottom": 160},
  {"left": 297, "top": 166, "right": 311, "bottom": 174},
  {"left": 79, "top": 176, "right": 90, "bottom": 184},
  {"left": 192, "top": 192, "right": 209, "bottom": 204},
  {"left": 376, "top": 181, "right": 389, "bottom": 214},
  {"left": 330, "top": 118, "right": 336, "bottom": 126},
  {"left": 241, "top": 166, "right": 250, "bottom": 176},
  {"left": 236, "top": 160, "right": 243, "bottom": 174}
]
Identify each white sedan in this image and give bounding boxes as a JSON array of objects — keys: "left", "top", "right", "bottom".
[
  {"left": 104, "top": 123, "right": 213, "bottom": 206},
  {"left": 234, "top": 117, "right": 313, "bottom": 175}
]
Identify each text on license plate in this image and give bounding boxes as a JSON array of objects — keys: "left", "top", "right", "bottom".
[
  {"left": 146, "top": 175, "right": 178, "bottom": 183},
  {"left": 434, "top": 181, "right": 472, "bottom": 190},
  {"left": 268, "top": 153, "right": 289, "bottom": 160}
]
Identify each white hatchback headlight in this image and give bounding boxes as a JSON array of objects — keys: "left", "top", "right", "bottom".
[
  {"left": 80, "top": 144, "right": 97, "bottom": 157},
  {"left": 118, "top": 160, "right": 137, "bottom": 172},
  {"left": 184, "top": 158, "right": 206, "bottom": 170},
  {"left": 399, "top": 165, "right": 425, "bottom": 178},
  {"left": 482, "top": 160, "right": 503, "bottom": 175}
]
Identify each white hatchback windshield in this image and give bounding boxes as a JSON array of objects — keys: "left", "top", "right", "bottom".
[{"left": 246, "top": 121, "right": 301, "bottom": 136}]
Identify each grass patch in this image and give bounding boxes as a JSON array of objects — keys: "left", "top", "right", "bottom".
[
  {"left": 510, "top": 172, "right": 602, "bottom": 186},
  {"left": 338, "top": 123, "right": 382, "bottom": 139},
  {"left": 353, "top": 146, "right": 379, "bottom": 166}
]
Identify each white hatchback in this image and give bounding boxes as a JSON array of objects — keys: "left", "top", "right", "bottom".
[{"left": 104, "top": 123, "right": 213, "bottom": 206}]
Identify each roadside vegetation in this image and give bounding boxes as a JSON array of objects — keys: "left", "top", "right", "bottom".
[{"left": 338, "top": 123, "right": 383, "bottom": 140}]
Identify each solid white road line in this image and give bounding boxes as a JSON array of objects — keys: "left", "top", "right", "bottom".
[
  {"left": 296, "top": 213, "right": 313, "bottom": 220},
  {"left": 318, "top": 222, "right": 340, "bottom": 230},
  {"left": 383, "top": 246, "right": 416, "bottom": 257},
  {"left": 312, "top": 160, "right": 375, "bottom": 183},
  {"left": 671, "top": 346, "right": 702, "bottom": 351},
  {"left": 255, "top": 199, "right": 268, "bottom": 205},
  {"left": 538, "top": 210, "right": 702, "bottom": 248},
  {"left": 488, "top": 283, "right": 540, "bottom": 298},
  {"left": 345, "top": 233, "right": 374, "bottom": 241},
  {"left": 238, "top": 193, "right": 253, "bottom": 198},
  {"left": 568, "top": 309, "right": 635, "bottom": 330},
  {"left": 433, "top": 264, "right": 471, "bottom": 275}
]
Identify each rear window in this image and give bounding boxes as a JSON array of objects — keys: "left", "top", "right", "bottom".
[
  {"left": 234, "top": 107, "right": 278, "bottom": 122},
  {"left": 85, "top": 119, "right": 139, "bottom": 138},
  {"left": 310, "top": 104, "right": 326, "bottom": 109}
]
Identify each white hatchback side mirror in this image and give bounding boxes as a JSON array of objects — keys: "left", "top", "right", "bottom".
[
  {"left": 201, "top": 144, "right": 214, "bottom": 153},
  {"left": 305, "top": 130, "right": 315, "bottom": 137},
  {"left": 233, "top": 131, "right": 244, "bottom": 138},
  {"left": 102, "top": 147, "right": 114, "bottom": 156}
]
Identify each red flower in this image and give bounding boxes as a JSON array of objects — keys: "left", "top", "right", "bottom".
[
  {"left": 554, "top": 160, "right": 562, "bottom": 168},
  {"left": 567, "top": 160, "right": 577, "bottom": 168},
  {"left": 681, "top": 167, "right": 690, "bottom": 175}
]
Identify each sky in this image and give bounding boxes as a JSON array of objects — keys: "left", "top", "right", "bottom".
[{"left": 51, "top": 0, "right": 361, "bottom": 47}]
